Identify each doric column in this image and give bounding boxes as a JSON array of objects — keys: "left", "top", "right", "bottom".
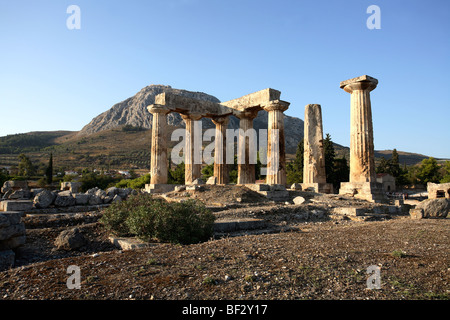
[
  {"left": 148, "top": 104, "right": 170, "bottom": 184},
  {"left": 340, "top": 75, "right": 378, "bottom": 183},
  {"left": 211, "top": 116, "right": 229, "bottom": 184},
  {"left": 235, "top": 109, "right": 259, "bottom": 185},
  {"left": 182, "top": 113, "right": 203, "bottom": 184},
  {"left": 263, "top": 100, "right": 289, "bottom": 185},
  {"left": 303, "top": 104, "right": 327, "bottom": 184}
]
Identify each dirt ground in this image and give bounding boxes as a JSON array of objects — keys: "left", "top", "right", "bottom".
[{"left": 0, "top": 186, "right": 449, "bottom": 301}]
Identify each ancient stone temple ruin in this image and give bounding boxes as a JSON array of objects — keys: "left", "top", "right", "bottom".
[
  {"left": 145, "top": 88, "right": 290, "bottom": 193},
  {"left": 145, "top": 75, "right": 386, "bottom": 203},
  {"left": 338, "top": 75, "right": 385, "bottom": 202}
]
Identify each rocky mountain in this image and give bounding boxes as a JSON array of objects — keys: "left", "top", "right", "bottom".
[{"left": 78, "top": 85, "right": 304, "bottom": 153}]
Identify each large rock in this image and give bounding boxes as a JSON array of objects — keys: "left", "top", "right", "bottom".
[
  {"left": 415, "top": 199, "right": 450, "bottom": 218},
  {"left": 54, "top": 191, "right": 76, "bottom": 207},
  {"left": 33, "top": 190, "right": 56, "bottom": 209},
  {"left": 1, "top": 200, "right": 33, "bottom": 212},
  {"left": 112, "top": 195, "right": 122, "bottom": 203},
  {"left": 1, "top": 180, "right": 28, "bottom": 193},
  {"left": 85, "top": 187, "right": 101, "bottom": 195},
  {"left": 60, "top": 182, "right": 82, "bottom": 193},
  {"left": 95, "top": 189, "right": 107, "bottom": 199},
  {"left": 30, "top": 188, "right": 45, "bottom": 197},
  {"left": 0, "top": 250, "right": 15, "bottom": 271},
  {"left": 106, "top": 187, "right": 119, "bottom": 198},
  {"left": 293, "top": 196, "right": 306, "bottom": 205},
  {"left": 88, "top": 195, "right": 103, "bottom": 205},
  {"left": 73, "top": 193, "right": 90, "bottom": 205},
  {"left": 54, "top": 228, "right": 87, "bottom": 251},
  {"left": 8, "top": 189, "right": 32, "bottom": 200},
  {"left": 118, "top": 188, "right": 133, "bottom": 199}
]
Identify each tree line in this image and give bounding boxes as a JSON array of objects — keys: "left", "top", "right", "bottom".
[{"left": 285, "top": 135, "right": 450, "bottom": 190}]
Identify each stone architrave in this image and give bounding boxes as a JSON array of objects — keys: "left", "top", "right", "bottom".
[
  {"left": 148, "top": 104, "right": 170, "bottom": 185},
  {"left": 234, "top": 109, "right": 259, "bottom": 185},
  {"left": 301, "top": 104, "right": 333, "bottom": 194},
  {"left": 211, "top": 116, "right": 229, "bottom": 184},
  {"left": 338, "top": 75, "right": 385, "bottom": 202},
  {"left": 182, "top": 113, "right": 203, "bottom": 185},
  {"left": 263, "top": 100, "right": 289, "bottom": 186}
]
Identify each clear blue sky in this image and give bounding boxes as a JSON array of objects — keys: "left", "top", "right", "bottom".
[{"left": 0, "top": 0, "right": 449, "bottom": 158}]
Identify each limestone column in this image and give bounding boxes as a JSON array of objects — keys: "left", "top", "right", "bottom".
[
  {"left": 264, "top": 100, "right": 290, "bottom": 185},
  {"left": 148, "top": 104, "right": 170, "bottom": 184},
  {"left": 212, "top": 116, "right": 229, "bottom": 184},
  {"left": 182, "top": 113, "right": 203, "bottom": 184},
  {"left": 235, "top": 110, "right": 259, "bottom": 185},
  {"left": 303, "top": 104, "right": 327, "bottom": 184},
  {"left": 340, "top": 75, "right": 378, "bottom": 183}
]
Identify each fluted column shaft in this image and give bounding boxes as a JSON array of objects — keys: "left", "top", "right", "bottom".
[
  {"left": 303, "top": 104, "right": 327, "bottom": 184},
  {"left": 182, "top": 114, "right": 203, "bottom": 184},
  {"left": 341, "top": 78, "right": 378, "bottom": 183},
  {"left": 264, "top": 101, "right": 289, "bottom": 185},
  {"left": 148, "top": 105, "right": 170, "bottom": 184},
  {"left": 235, "top": 110, "right": 258, "bottom": 185},
  {"left": 212, "top": 116, "right": 229, "bottom": 184}
]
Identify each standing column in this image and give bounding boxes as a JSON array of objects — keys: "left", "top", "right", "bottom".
[
  {"left": 182, "top": 113, "right": 203, "bottom": 184},
  {"left": 148, "top": 105, "right": 170, "bottom": 184},
  {"left": 340, "top": 75, "right": 378, "bottom": 183},
  {"left": 303, "top": 104, "right": 327, "bottom": 184},
  {"left": 264, "top": 100, "right": 290, "bottom": 185},
  {"left": 235, "top": 110, "right": 259, "bottom": 185},
  {"left": 212, "top": 116, "right": 229, "bottom": 184}
]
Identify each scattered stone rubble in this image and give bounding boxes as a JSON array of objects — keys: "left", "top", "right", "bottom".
[
  {"left": 0, "top": 180, "right": 141, "bottom": 270},
  {"left": 0, "top": 181, "right": 137, "bottom": 212}
]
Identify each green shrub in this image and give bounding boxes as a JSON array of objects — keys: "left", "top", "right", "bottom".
[
  {"left": 115, "top": 174, "right": 150, "bottom": 190},
  {"left": 100, "top": 193, "right": 215, "bottom": 245}
]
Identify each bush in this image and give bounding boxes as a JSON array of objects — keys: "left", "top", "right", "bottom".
[
  {"left": 116, "top": 174, "right": 150, "bottom": 190},
  {"left": 100, "top": 193, "right": 215, "bottom": 245}
]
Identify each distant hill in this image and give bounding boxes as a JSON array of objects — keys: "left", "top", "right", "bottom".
[{"left": 0, "top": 131, "right": 74, "bottom": 154}]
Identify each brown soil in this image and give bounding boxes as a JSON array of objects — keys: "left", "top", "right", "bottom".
[{"left": 1, "top": 186, "right": 449, "bottom": 301}]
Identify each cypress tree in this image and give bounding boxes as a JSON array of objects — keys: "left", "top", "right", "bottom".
[
  {"left": 45, "top": 153, "right": 53, "bottom": 184},
  {"left": 323, "top": 134, "right": 335, "bottom": 183}
]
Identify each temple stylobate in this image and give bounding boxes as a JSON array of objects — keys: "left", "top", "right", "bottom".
[{"left": 145, "top": 88, "right": 290, "bottom": 193}]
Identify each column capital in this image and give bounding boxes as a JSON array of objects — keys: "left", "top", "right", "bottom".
[
  {"left": 233, "top": 108, "right": 259, "bottom": 120},
  {"left": 147, "top": 104, "right": 170, "bottom": 115},
  {"left": 340, "top": 75, "right": 378, "bottom": 94},
  {"left": 262, "top": 100, "right": 290, "bottom": 112},
  {"left": 211, "top": 115, "right": 230, "bottom": 126},
  {"left": 181, "top": 113, "right": 203, "bottom": 121}
]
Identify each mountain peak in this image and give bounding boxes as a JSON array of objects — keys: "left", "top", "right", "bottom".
[{"left": 78, "top": 85, "right": 221, "bottom": 136}]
